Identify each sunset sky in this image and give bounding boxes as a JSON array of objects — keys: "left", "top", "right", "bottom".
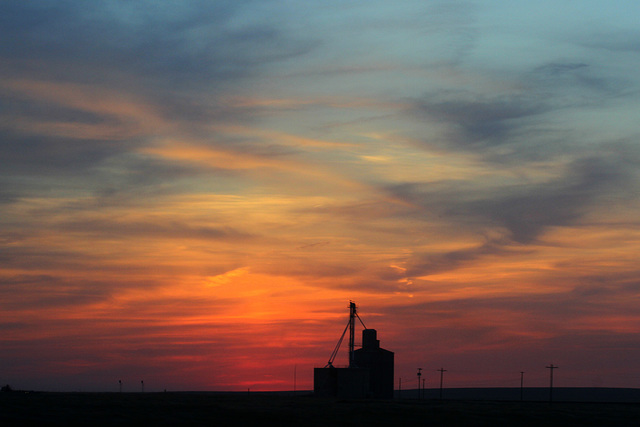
[{"left": 2, "top": 1, "right": 640, "bottom": 392}]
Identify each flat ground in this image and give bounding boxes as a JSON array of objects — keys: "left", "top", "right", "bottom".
[{"left": 1, "top": 392, "right": 639, "bottom": 426}]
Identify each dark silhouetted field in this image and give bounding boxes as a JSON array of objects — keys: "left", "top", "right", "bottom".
[{"left": 2, "top": 390, "right": 639, "bottom": 426}]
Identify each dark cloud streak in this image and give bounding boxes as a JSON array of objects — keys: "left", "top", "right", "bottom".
[
  {"left": 413, "top": 91, "right": 546, "bottom": 147},
  {"left": 391, "top": 152, "right": 637, "bottom": 276},
  {"left": 410, "top": 57, "right": 629, "bottom": 164},
  {"left": 0, "top": 1, "right": 315, "bottom": 88}
]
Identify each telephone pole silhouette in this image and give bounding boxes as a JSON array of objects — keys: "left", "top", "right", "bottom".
[
  {"left": 437, "top": 368, "right": 447, "bottom": 400},
  {"left": 546, "top": 364, "right": 558, "bottom": 403},
  {"left": 520, "top": 371, "right": 525, "bottom": 401},
  {"left": 417, "top": 368, "right": 422, "bottom": 399}
]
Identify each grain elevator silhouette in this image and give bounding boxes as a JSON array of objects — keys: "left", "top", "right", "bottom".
[{"left": 314, "top": 302, "right": 394, "bottom": 399}]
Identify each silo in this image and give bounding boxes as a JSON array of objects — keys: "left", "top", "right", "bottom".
[{"left": 353, "top": 329, "right": 394, "bottom": 399}]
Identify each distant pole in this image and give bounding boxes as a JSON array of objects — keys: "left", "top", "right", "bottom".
[
  {"left": 546, "top": 364, "right": 558, "bottom": 403},
  {"left": 417, "top": 368, "right": 422, "bottom": 399},
  {"left": 422, "top": 378, "right": 425, "bottom": 398},
  {"left": 520, "top": 372, "right": 525, "bottom": 401},
  {"left": 438, "top": 368, "right": 447, "bottom": 400},
  {"left": 119, "top": 380, "right": 122, "bottom": 393},
  {"left": 141, "top": 380, "right": 144, "bottom": 393},
  {"left": 294, "top": 365, "right": 297, "bottom": 393},
  {"left": 399, "top": 378, "right": 402, "bottom": 399}
]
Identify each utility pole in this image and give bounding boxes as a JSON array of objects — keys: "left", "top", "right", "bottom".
[
  {"left": 546, "top": 364, "right": 558, "bottom": 403},
  {"left": 119, "top": 380, "right": 122, "bottom": 393},
  {"left": 437, "top": 368, "right": 447, "bottom": 400},
  {"left": 141, "top": 380, "right": 144, "bottom": 393},
  {"left": 417, "top": 368, "right": 422, "bottom": 399},
  {"left": 520, "top": 372, "right": 525, "bottom": 401}
]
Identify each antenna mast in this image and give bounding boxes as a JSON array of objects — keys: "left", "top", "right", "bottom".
[
  {"left": 349, "top": 301, "right": 356, "bottom": 367},
  {"left": 325, "top": 301, "right": 367, "bottom": 368}
]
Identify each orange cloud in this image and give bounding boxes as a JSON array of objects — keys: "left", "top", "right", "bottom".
[{"left": 1, "top": 78, "right": 167, "bottom": 138}]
